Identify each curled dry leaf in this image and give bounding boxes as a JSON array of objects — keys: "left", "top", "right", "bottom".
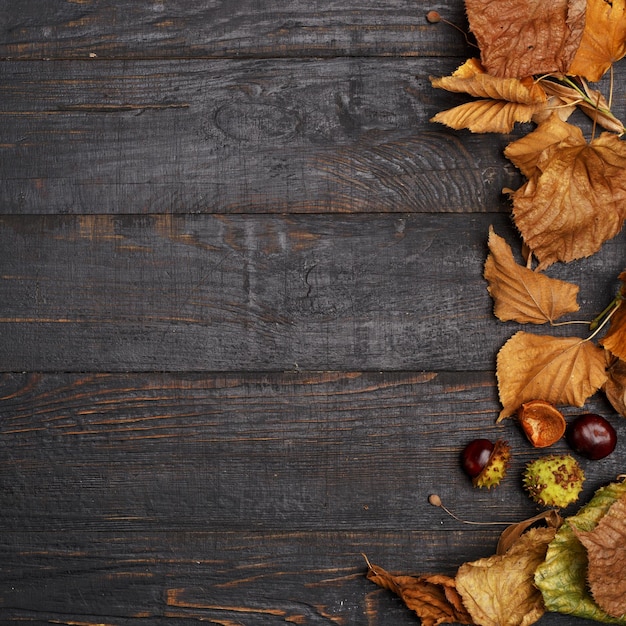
[
  {"left": 365, "top": 562, "right": 474, "bottom": 626},
  {"left": 465, "top": 0, "right": 586, "bottom": 78},
  {"left": 535, "top": 479, "right": 626, "bottom": 623},
  {"left": 455, "top": 527, "right": 556, "bottom": 626},
  {"left": 572, "top": 494, "right": 626, "bottom": 618},
  {"left": 484, "top": 226, "right": 580, "bottom": 324},
  {"left": 567, "top": 0, "right": 626, "bottom": 82},
  {"left": 496, "top": 331, "right": 607, "bottom": 420},
  {"left": 604, "top": 356, "right": 626, "bottom": 417},
  {"left": 507, "top": 122, "right": 626, "bottom": 269},
  {"left": 430, "top": 58, "right": 547, "bottom": 133},
  {"left": 600, "top": 271, "right": 626, "bottom": 361},
  {"left": 496, "top": 509, "right": 562, "bottom": 555}
]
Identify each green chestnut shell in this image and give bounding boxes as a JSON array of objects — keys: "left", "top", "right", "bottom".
[{"left": 523, "top": 454, "right": 585, "bottom": 508}]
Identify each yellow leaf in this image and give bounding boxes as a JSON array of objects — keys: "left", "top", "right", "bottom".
[
  {"left": 465, "top": 0, "right": 586, "bottom": 78},
  {"left": 496, "top": 332, "right": 607, "bottom": 420},
  {"left": 455, "top": 527, "right": 556, "bottom": 626},
  {"left": 568, "top": 0, "right": 626, "bottom": 82},
  {"left": 430, "top": 59, "right": 547, "bottom": 133},
  {"left": 484, "top": 226, "right": 580, "bottom": 324},
  {"left": 509, "top": 131, "right": 626, "bottom": 269}
]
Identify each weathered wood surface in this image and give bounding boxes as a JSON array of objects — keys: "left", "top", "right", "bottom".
[
  {"left": 2, "top": 0, "right": 625, "bottom": 624},
  {"left": 1, "top": 212, "right": 624, "bottom": 372},
  {"left": 1, "top": 371, "right": 624, "bottom": 624},
  {"left": 0, "top": 57, "right": 521, "bottom": 215},
  {"left": 0, "top": 0, "right": 470, "bottom": 60}
]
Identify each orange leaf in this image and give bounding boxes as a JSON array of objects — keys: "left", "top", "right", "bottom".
[
  {"left": 366, "top": 563, "right": 474, "bottom": 626},
  {"left": 430, "top": 59, "right": 547, "bottom": 133},
  {"left": 509, "top": 130, "right": 626, "bottom": 269},
  {"left": 484, "top": 226, "right": 580, "bottom": 324},
  {"left": 465, "top": 0, "right": 586, "bottom": 78},
  {"left": 571, "top": 494, "right": 626, "bottom": 618},
  {"left": 496, "top": 331, "right": 607, "bottom": 420},
  {"left": 568, "top": 0, "right": 626, "bottom": 82},
  {"left": 455, "top": 527, "right": 556, "bottom": 626}
]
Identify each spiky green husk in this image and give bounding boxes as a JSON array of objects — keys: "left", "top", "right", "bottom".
[
  {"left": 473, "top": 439, "right": 511, "bottom": 488},
  {"left": 523, "top": 454, "right": 585, "bottom": 508}
]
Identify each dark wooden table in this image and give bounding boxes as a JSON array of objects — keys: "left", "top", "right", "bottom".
[{"left": 1, "top": 2, "right": 625, "bottom": 624}]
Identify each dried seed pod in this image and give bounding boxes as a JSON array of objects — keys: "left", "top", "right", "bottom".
[{"left": 518, "top": 400, "right": 566, "bottom": 448}]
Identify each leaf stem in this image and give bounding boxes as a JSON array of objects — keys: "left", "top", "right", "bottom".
[{"left": 587, "top": 296, "right": 623, "bottom": 342}]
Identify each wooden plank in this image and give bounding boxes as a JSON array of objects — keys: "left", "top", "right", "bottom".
[
  {"left": 0, "top": 371, "right": 618, "bottom": 624},
  {"left": 1, "top": 371, "right": 623, "bottom": 534},
  {"left": 0, "top": 0, "right": 470, "bottom": 60},
  {"left": 0, "top": 530, "right": 600, "bottom": 625},
  {"left": 2, "top": 212, "right": 622, "bottom": 372},
  {"left": 0, "top": 57, "right": 523, "bottom": 214}
]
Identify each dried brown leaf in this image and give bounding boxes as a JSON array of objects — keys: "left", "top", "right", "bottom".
[
  {"left": 496, "top": 510, "right": 562, "bottom": 555},
  {"left": 430, "top": 59, "right": 547, "bottom": 133},
  {"left": 600, "top": 271, "right": 626, "bottom": 361},
  {"left": 571, "top": 494, "right": 626, "bottom": 618},
  {"left": 568, "top": 0, "right": 626, "bottom": 82},
  {"left": 465, "top": 0, "right": 586, "bottom": 78},
  {"left": 484, "top": 226, "right": 580, "bottom": 324},
  {"left": 604, "top": 356, "right": 626, "bottom": 417},
  {"left": 496, "top": 331, "right": 608, "bottom": 420},
  {"left": 366, "top": 563, "right": 474, "bottom": 626},
  {"left": 455, "top": 527, "right": 556, "bottom": 626},
  {"left": 509, "top": 130, "right": 626, "bottom": 269}
]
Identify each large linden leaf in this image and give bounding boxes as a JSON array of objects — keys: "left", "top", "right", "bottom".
[
  {"left": 496, "top": 331, "right": 607, "bottom": 420},
  {"left": 572, "top": 495, "right": 626, "bottom": 619},
  {"left": 510, "top": 132, "right": 626, "bottom": 269},
  {"left": 465, "top": 0, "right": 586, "bottom": 78},
  {"left": 430, "top": 59, "right": 547, "bottom": 133},
  {"left": 455, "top": 527, "right": 556, "bottom": 626},
  {"left": 568, "top": 0, "right": 626, "bottom": 82},
  {"left": 535, "top": 480, "right": 626, "bottom": 624},
  {"left": 484, "top": 226, "right": 580, "bottom": 324}
]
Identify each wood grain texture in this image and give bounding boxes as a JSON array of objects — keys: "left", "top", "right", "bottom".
[
  {"left": 0, "top": 0, "right": 471, "bottom": 60},
  {"left": 1, "top": 371, "right": 621, "bottom": 624},
  {"left": 0, "top": 57, "right": 521, "bottom": 214},
  {"left": 1, "top": 212, "right": 623, "bottom": 372}
]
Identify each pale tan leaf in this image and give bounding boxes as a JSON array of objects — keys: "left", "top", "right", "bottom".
[
  {"left": 455, "top": 527, "right": 556, "bottom": 626},
  {"left": 568, "top": 0, "right": 626, "bottom": 82},
  {"left": 496, "top": 332, "right": 608, "bottom": 420},
  {"left": 484, "top": 226, "right": 580, "bottom": 324},
  {"left": 465, "top": 0, "right": 586, "bottom": 78}
]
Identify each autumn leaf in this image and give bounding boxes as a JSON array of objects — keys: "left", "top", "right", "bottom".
[
  {"left": 455, "top": 527, "right": 556, "bottom": 626},
  {"left": 484, "top": 226, "right": 580, "bottom": 324},
  {"left": 465, "top": 0, "right": 586, "bottom": 78},
  {"left": 496, "top": 331, "right": 607, "bottom": 420},
  {"left": 600, "top": 271, "right": 626, "bottom": 361},
  {"left": 496, "top": 510, "right": 562, "bottom": 555},
  {"left": 572, "top": 494, "right": 626, "bottom": 618},
  {"left": 568, "top": 0, "right": 626, "bottom": 82},
  {"left": 535, "top": 479, "right": 626, "bottom": 623},
  {"left": 430, "top": 58, "right": 547, "bottom": 133},
  {"left": 507, "top": 127, "right": 626, "bottom": 269},
  {"left": 365, "top": 562, "right": 474, "bottom": 626},
  {"left": 604, "top": 356, "right": 626, "bottom": 417}
]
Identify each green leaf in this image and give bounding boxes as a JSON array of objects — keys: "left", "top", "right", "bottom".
[{"left": 534, "top": 480, "right": 626, "bottom": 624}]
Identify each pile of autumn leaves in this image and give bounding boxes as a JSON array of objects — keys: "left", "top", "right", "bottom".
[
  {"left": 366, "top": 0, "right": 626, "bottom": 625},
  {"left": 367, "top": 479, "right": 626, "bottom": 626},
  {"left": 431, "top": 0, "right": 626, "bottom": 422}
]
